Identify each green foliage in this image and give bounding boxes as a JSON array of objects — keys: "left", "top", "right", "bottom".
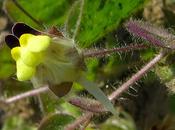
[
  {"left": 85, "top": 58, "right": 99, "bottom": 80},
  {"left": 2, "top": 116, "right": 37, "bottom": 130},
  {"left": 0, "top": 46, "right": 15, "bottom": 79},
  {"left": 169, "top": 94, "right": 175, "bottom": 114},
  {"left": 4, "top": 0, "right": 147, "bottom": 47},
  {"left": 38, "top": 113, "right": 75, "bottom": 130},
  {"left": 39, "top": 93, "right": 62, "bottom": 113},
  {"left": 154, "top": 53, "right": 175, "bottom": 93},
  {"left": 60, "top": 102, "right": 81, "bottom": 117},
  {"left": 75, "top": 0, "right": 147, "bottom": 47},
  {"left": 100, "top": 113, "right": 136, "bottom": 130},
  {"left": 1, "top": 0, "right": 152, "bottom": 129},
  {"left": 4, "top": 0, "right": 74, "bottom": 29}
]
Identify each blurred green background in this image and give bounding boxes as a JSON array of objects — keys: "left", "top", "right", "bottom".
[{"left": 0, "top": 0, "right": 175, "bottom": 130}]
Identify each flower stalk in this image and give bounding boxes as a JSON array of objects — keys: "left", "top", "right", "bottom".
[{"left": 6, "top": 85, "right": 49, "bottom": 104}]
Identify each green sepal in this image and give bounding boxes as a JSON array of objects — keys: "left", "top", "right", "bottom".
[{"left": 77, "top": 74, "right": 117, "bottom": 115}]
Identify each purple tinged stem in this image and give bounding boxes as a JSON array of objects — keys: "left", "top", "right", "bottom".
[
  {"left": 6, "top": 85, "right": 49, "bottom": 104},
  {"left": 84, "top": 44, "right": 148, "bottom": 58},
  {"left": 66, "top": 50, "right": 168, "bottom": 130},
  {"left": 108, "top": 50, "right": 166, "bottom": 100},
  {"left": 69, "top": 97, "right": 107, "bottom": 113},
  {"left": 126, "top": 20, "right": 168, "bottom": 48}
]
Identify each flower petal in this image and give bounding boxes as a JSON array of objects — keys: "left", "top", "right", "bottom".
[
  {"left": 16, "top": 60, "right": 35, "bottom": 81},
  {"left": 19, "top": 34, "right": 51, "bottom": 52},
  {"left": 11, "top": 47, "right": 21, "bottom": 61},
  {"left": 19, "top": 34, "right": 32, "bottom": 47},
  {"left": 21, "top": 48, "right": 43, "bottom": 66},
  {"left": 27, "top": 35, "right": 51, "bottom": 52}
]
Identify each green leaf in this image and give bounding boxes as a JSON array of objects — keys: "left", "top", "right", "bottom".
[
  {"left": 0, "top": 46, "right": 15, "bottom": 79},
  {"left": 168, "top": 94, "right": 175, "bottom": 114},
  {"left": 60, "top": 102, "right": 81, "bottom": 117},
  {"left": 3, "top": 0, "right": 74, "bottom": 29},
  {"left": 77, "top": 75, "right": 117, "bottom": 115},
  {"left": 74, "top": 0, "right": 147, "bottom": 47},
  {"left": 85, "top": 58, "right": 99, "bottom": 80},
  {"left": 4, "top": 0, "right": 147, "bottom": 46},
  {"left": 38, "top": 113, "right": 75, "bottom": 130},
  {"left": 100, "top": 112, "right": 136, "bottom": 130},
  {"left": 2, "top": 116, "right": 37, "bottom": 130},
  {"left": 154, "top": 53, "right": 175, "bottom": 93},
  {"left": 39, "top": 93, "right": 63, "bottom": 113}
]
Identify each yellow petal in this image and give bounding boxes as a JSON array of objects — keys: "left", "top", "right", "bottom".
[
  {"left": 21, "top": 48, "right": 43, "bottom": 66},
  {"left": 19, "top": 34, "right": 51, "bottom": 52},
  {"left": 19, "top": 34, "right": 31, "bottom": 47},
  {"left": 11, "top": 47, "right": 21, "bottom": 61},
  {"left": 16, "top": 60, "right": 35, "bottom": 81}
]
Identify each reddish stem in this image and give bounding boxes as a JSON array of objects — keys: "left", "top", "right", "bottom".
[
  {"left": 6, "top": 85, "right": 49, "bottom": 104},
  {"left": 108, "top": 50, "right": 166, "bottom": 101},
  {"left": 84, "top": 44, "right": 148, "bottom": 58},
  {"left": 67, "top": 50, "right": 167, "bottom": 130}
]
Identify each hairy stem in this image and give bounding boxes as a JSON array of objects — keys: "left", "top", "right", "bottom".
[
  {"left": 67, "top": 50, "right": 168, "bottom": 130},
  {"left": 80, "top": 118, "right": 92, "bottom": 130},
  {"left": 73, "top": 0, "right": 84, "bottom": 39},
  {"left": 6, "top": 85, "right": 49, "bottom": 104},
  {"left": 126, "top": 20, "right": 169, "bottom": 48},
  {"left": 64, "top": 1, "right": 79, "bottom": 34},
  {"left": 128, "top": 20, "right": 174, "bottom": 39},
  {"left": 108, "top": 50, "right": 166, "bottom": 100},
  {"left": 64, "top": 0, "right": 84, "bottom": 39},
  {"left": 69, "top": 97, "right": 107, "bottom": 113},
  {"left": 5, "top": 49, "right": 167, "bottom": 130},
  {"left": 84, "top": 44, "right": 148, "bottom": 58}
]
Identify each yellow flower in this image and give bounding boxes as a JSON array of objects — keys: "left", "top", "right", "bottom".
[
  {"left": 5, "top": 23, "right": 117, "bottom": 115},
  {"left": 5, "top": 23, "right": 83, "bottom": 94},
  {"left": 11, "top": 34, "right": 51, "bottom": 81},
  {"left": 5, "top": 22, "right": 83, "bottom": 85}
]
